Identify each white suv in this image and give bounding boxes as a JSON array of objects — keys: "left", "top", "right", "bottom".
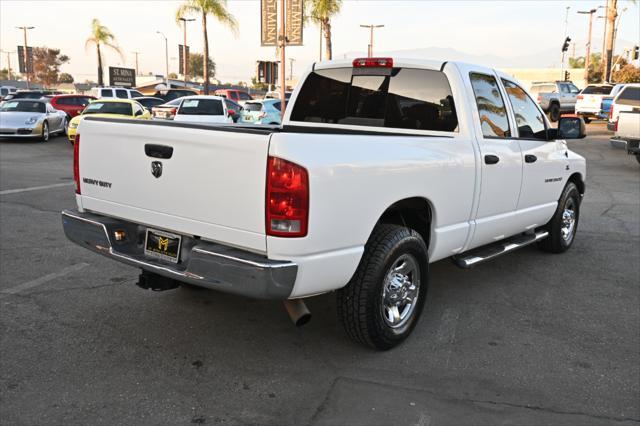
[{"left": 91, "top": 87, "right": 145, "bottom": 100}]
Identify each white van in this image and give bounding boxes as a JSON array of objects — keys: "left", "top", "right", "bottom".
[{"left": 91, "top": 87, "right": 145, "bottom": 100}]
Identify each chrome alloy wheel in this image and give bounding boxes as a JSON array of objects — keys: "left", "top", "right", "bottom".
[
  {"left": 561, "top": 197, "right": 577, "bottom": 244},
  {"left": 381, "top": 253, "right": 421, "bottom": 329}
]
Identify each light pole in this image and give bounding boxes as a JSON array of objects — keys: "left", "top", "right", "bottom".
[
  {"left": 132, "top": 51, "right": 141, "bottom": 76},
  {"left": 360, "top": 24, "right": 384, "bottom": 57},
  {"left": 156, "top": 31, "right": 169, "bottom": 83},
  {"left": 0, "top": 50, "right": 16, "bottom": 80},
  {"left": 179, "top": 17, "right": 195, "bottom": 85},
  {"left": 560, "top": 7, "right": 570, "bottom": 79},
  {"left": 16, "top": 26, "right": 34, "bottom": 89},
  {"left": 578, "top": 8, "right": 598, "bottom": 84},
  {"left": 279, "top": 0, "right": 286, "bottom": 116}
]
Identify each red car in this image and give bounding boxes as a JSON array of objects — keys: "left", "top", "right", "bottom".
[
  {"left": 48, "top": 94, "right": 97, "bottom": 118},
  {"left": 213, "top": 89, "right": 253, "bottom": 104}
]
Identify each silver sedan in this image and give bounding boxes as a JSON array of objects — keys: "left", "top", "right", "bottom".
[{"left": 0, "top": 99, "right": 67, "bottom": 141}]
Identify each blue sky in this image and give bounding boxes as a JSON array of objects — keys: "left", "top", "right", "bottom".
[{"left": 1, "top": 0, "right": 638, "bottom": 83}]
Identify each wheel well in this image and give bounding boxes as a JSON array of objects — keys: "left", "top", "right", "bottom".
[
  {"left": 377, "top": 197, "right": 432, "bottom": 248},
  {"left": 568, "top": 172, "right": 585, "bottom": 195}
]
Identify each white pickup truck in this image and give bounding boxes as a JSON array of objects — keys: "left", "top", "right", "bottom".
[
  {"left": 611, "top": 110, "right": 640, "bottom": 164},
  {"left": 63, "top": 58, "right": 587, "bottom": 350}
]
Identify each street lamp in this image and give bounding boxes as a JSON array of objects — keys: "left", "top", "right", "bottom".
[
  {"left": 179, "top": 17, "right": 195, "bottom": 85},
  {"left": 360, "top": 24, "right": 384, "bottom": 57},
  {"left": 578, "top": 8, "right": 600, "bottom": 84},
  {"left": 16, "top": 26, "right": 35, "bottom": 89},
  {"left": 156, "top": 31, "right": 169, "bottom": 83}
]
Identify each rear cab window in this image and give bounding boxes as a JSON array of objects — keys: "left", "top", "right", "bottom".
[
  {"left": 178, "top": 99, "right": 224, "bottom": 115},
  {"left": 582, "top": 85, "right": 613, "bottom": 95},
  {"left": 290, "top": 66, "right": 458, "bottom": 132},
  {"left": 616, "top": 86, "right": 640, "bottom": 107}
]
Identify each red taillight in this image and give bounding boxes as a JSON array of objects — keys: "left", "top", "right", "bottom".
[
  {"left": 537, "top": 95, "right": 541, "bottom": 102},
  {"left": 73, "top": 134, "right": 80, "bottom": 194},
  {"left": 352, "top": 57, "right": 393, "bottom": 68},
  {"left": 266, "top": 156, "right": 309, "bottom": 237},
  {"left": 577, "top": 95, "right": 584, "bottom": 100},
  {"left": 170, "top": 107, "right": 177, "bottom": 115},
  {"left": 609, "top": 104, "right": 615, "bottom": 120}
]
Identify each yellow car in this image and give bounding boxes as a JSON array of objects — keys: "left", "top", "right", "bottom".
[{"left": 67, "top": 98, "right": 151, "bottom": 143}]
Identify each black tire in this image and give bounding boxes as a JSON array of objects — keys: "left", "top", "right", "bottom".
[
  {"left": 337, "top": 224, "right": 429, "bottom": 350},
  {"left": 548, "top": 103, "right": 561, "bottom": 122},
  {"left": 40, "top": 122, "right": 49, "bottom": 142},
  {"left": 582, "top": 116, "right": 592, "bottom": 124},
  {"left": 538, "top": 182, "right": 581, "bottom": 253},
  {"left": 62, "top": 117, "right": 69, "bottom": 136}
]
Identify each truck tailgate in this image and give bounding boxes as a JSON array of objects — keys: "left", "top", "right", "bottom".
[{"left": 77, "top": 118, "right": 271, "bottom": 253}]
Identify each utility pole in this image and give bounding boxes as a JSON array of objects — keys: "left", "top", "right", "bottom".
[
  {"left": 16, "top": 25, "right": 34, "bottom": 89},
  {"left": 279, "top": 0, "right": 286, "bottom": 117},
  {"left": 360, "top": 24, "right": 384, "bottom": 57},
  {"left": 319, "top": 21, "right": 323, "bottom": 61},
  {"left": 0, "top": 50, "right": 15, "bottom": 80},
  {"left": 560, "top": 7, "right": 570, "bottom": 79},
  {"left": 157, "top": 31, "right": 169, "bottom": 83},
  {"left": 603, "top": 0, "right": 617, "bottom": 82},
  {"left": 179, "top": 17, "right": 195, "bottom": 85},
  {"left": 132, "top": 51, "right": 141, "bottom": 76},
  {"left": 578, "top": 8, "right": 597, "bottom": 84}
]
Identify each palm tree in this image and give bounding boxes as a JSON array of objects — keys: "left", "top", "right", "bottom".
[
  {"left": 307, "top": 0, "right": 342, "bottom": 60},
  {"left": 85, "top": 19, "right": 123, "bottom": 86},
  {"left": 176, "top": 0, "right": 238, "bottom": 94}
]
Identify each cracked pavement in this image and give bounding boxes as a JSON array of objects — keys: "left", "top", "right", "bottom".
[{"left": 0, "top": 125, "right": 638, "bottom": 425}]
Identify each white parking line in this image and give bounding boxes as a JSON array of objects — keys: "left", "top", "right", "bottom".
[
  {"left": 0, "top": 182, "right": 74, "bottom": 196},
  {"left": 0, "top": 263, "right": 89, "bottom": 298}
]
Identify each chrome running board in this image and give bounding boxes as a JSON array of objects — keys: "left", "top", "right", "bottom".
[{"left": 453, "top": 230, "right": 549, "bottom": 269}]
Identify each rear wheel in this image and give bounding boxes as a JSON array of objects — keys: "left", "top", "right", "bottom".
[
  {"left": 548, "top": 103, "right": 561, "bottom": 122},
  {"left": 538, "top": 182, "right": 581, "bottom": 253},
  {"left": 337, "top": 224, "right": 428, "bottom": 350},
  {"left": 582, "top": 116, "right": 592, "bottom": 124},
  {"left": 62, "top": 117, "right": 69, "bottom": 136}
]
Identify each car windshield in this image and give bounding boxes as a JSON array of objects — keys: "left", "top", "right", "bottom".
[
  {"left": 83, "top": 102, "right": 132, "bottom": 115},
  {"left": 244, "top": 102, "right": 262, "bottom": 112},
  {"left": 0, "top": 101, "right": 45, "bottom": 113},
  {"left": 582, "top": 86, "right": 613, "bottom": 95},
  {"left": 177, "top": 98, "right": 224, "bottom": 115}
]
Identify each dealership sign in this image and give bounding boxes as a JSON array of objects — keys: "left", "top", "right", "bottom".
[
  {"left": 286, "top": 0, "right": 303, "bottom": 46},
  {"left": 261, "top": 0, "right": 277, "bottom": 46},
  {"left": 108, "top": 67, "right": 136, "bottom": 87}
]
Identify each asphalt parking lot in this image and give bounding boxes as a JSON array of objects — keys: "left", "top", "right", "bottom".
[{"left": 0, "top": 125, "right": 638, "bottom": 425}]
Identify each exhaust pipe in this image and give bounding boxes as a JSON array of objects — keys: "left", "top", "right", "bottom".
[{"left": 283, "top": 299, "right": 311, "bottom": 326}]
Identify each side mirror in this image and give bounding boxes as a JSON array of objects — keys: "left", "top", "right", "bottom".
[
  {"left": 135, "top": 110, "right": 143, "bottom": 117},
  {"left": 549, "top": 116, "right": 586, "bottom": 140}
]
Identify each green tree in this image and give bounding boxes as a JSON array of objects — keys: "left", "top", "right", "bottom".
[
  {"left": 33, "top": 47, "right": 70, "bottom": 87},
  {"left": 85, "top": 19, "right": 123, "bottom": 86},
  {"left": 188, "top": 52, "right": 216, "bottom": 79},
  {"left": 0, "top": 68, "right": 10, "bottom": 80},
  {"left": 251, "top": 77, "right": 268, "bottom": 91},
  {"left": 568, "top": 57, "right": 585, "bottom": 69},
  {"left": 168, "top": 72, "right": 178, "bottom": 79},
  {"left": 58, "top": 73, "right": 74, "bottom": 83},
  {"left": 176, "top": 0, "right": 238, "bottom": 94},
  {"left": 306, "top": 0, "right": 342, "bottom": 60}
]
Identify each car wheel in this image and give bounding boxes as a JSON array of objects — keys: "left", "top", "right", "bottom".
[
  {"left": 548, "top": 104, "right": 560, "bottom": 122},
  {"left": 582, "top": 116, "right": 592, "bottom": 124},
  {"left": 62, "top": 118, "right": 69, "bottom": 136},
  {"left": 337, "top": 224, "right": 428, "bottom": 350},
  {"left": 40, "top": 122, "right": 49, "bottom": 142},
  {"left": 538, "top": 182, "right": 581, "bottom": 253}
]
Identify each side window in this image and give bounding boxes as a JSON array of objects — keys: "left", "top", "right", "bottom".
[
  {"left": 568, "top": 84, "right": 580, "bottom": 94},
  {"left": 501, "top": 79, "right": 547, "bottom": 140},
  {"left": 617, "top": 86, "right": 640, "bottom": 107},
  {"left": 559, "top": 84, "right": 570, "bottom": 94},
  {"left": 101, "top": 89, "right": 113, "bottom": 97},
  {"left": 132, "top": 103, "right": 142, "bottom": 115},
  {"left": 115, "top": 89, "right": 128, "bottom": 99},
  {"left": 239, "top": 92, "right": 252, "bottom": 101},
  {"left": 130, "top": 91, "right": 144, "bottom": 98},
  {"left": 469, "top": 73, "right": 510, "bottom": 138},
  {"left": 273, "top": 101, "right": 282, "bottom": 111}
]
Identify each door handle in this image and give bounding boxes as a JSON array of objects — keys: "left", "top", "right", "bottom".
[
  {"left": 525, "top": 154, "right": 537, "bottom": 163},
  {"left": 484, "top": 154, "right": 500, "bottom": 165},
  {"left": 144, "top": 144, "right": 173, "bottom": 159}
]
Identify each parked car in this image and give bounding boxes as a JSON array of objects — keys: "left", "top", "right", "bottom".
[
  {"left": 223, "top": 98, "right": 243, "bottom": 123},
  {"left": 600, "top": 84, "right": 628, "bottom": 120},
  {"left": 239, "top": 99, "right": 282, "bottom": 125},
  {"left": 67, "top": 99, "right": 150, "bottom": 143},
  {"left": 610, "top": 111, "right": 640, "bottom": 163},
  {"left": 47, "top": 94, "right": 96, "bottom": 119},
  {"left": 575, "top": 84, "right": 614, "bottom": 123},
  {"left": 607, "top": 84, "right": 640, "bottom": 131},
  {"left": 172, "top": 95, "right": 233, "bottom": 125},
  {"left": 0, "top": 99, "right": 68, "bottom": 141},
  {"left": 0, "top": 86, "right": 17, "bottom": 101},
  {"left": 2, "top": 90, "right": 57, "bottom": 102},
  {"left": 151, "top": 97, "right": 184, "bottom": 120},
  {"left": 530, "top": 81, "right": 580, "bottom": 122},
  {"left": 133, "top": 96, "right": 165, "bottom": 111},
  {"left": 264, "top": 90, "right": 293, "bottom": 101},
  {"left": 151, "top": 89, "right": 198, "bottom": 102},
  {"left": 214, "top": 89, "right": 253, "bottom": 105},
  {"left": 90, "top": 87, "right": 145, "bottom": 99},
  {"left": 63, "top": 57, "right": 587, "bottom": 350}
]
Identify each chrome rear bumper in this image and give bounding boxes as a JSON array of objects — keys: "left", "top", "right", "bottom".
[{"left": 61, "top": 209, "right": 297, "bottom": 299}]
